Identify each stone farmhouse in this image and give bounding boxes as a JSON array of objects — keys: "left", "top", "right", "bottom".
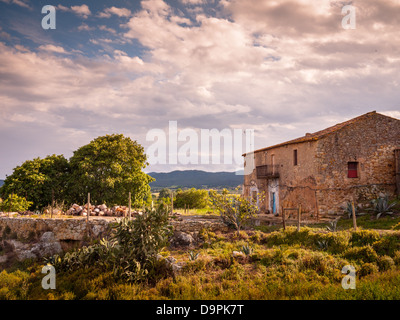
[{"left": 243, "top": 111, "right": 400, "bottom": 217}]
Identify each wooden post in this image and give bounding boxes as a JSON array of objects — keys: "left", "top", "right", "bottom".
[
  {"left": 281, "top": 206, "right": 286, "bottom": 230},
  {"left": 8, "top": 193, "right": 13, "bottom": 217},
  {"left": 171, "top": 191, "right": 174, "bottom": 215},
  {"left": 297, "top": 205, "right": 301, "bottom": 232},
  {"left": 128, "top": 192, "right": 132, "bottom": 219},
  {"left": 314, "top": 190, "right": 319, "bottom": 222},
  {"left": 87, "top": 193, "right": 90, "bottom": 223},
  {"left": 351, "top": 201, "right": 357, "bottom": 231},
  {"left": 51, "top": 189, "right": 54, "bottom": 219}
]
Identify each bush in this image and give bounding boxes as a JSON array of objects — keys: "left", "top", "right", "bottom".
[
  {"left": 372, "top": 235, "right": 400, "bottom": 257},
  {"left": 358, "top": 262, "right": 379, "bottom": 278},
  {"left": 350, "top": 230, "right": 380, "bottom": 247},
  {"left": 46, "top": 204, "right": 173, "bottom": 283},
  {"left": 377, "top": 255, "right": 395, "bottom": 271},
  {"left": 343, "top": 245, "right": 379, "bottom": 263}
]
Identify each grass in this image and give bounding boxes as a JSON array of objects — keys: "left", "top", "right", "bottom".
[{"left": 2, "top": 224, "right": 400, "bottom": 300}]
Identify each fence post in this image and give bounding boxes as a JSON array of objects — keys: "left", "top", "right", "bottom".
[
  {"left": 128, "top": 192, "right": 132, "bottom": 219},
  {"left": 171, "top": 191, "right": 174, "bottom": 215},
  {"left": 297, "top": 204, "right": 301, "bottom": 232},
  {"left": 87, "top": 193, "right": 90, "bottom": 223},
  {"left": 51, "top": 189, "right": 54, "bottom": 219},
  {"left": 281, "top": 206, "right": 286, "bottom": 230},
  {"left": 351, "top": 201, "right": 357, "bottom": 231},
  {"left": 314, "top": 190, "right": 319, "bottom": 221}
]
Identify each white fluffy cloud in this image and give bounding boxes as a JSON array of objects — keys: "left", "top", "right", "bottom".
[{"left": 0, "top": 0, "right": 399, "bottom": 177}]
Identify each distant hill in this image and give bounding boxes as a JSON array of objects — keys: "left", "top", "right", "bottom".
[
  {"left": 148, "top": 170, "right": 244, "bottom": 190},
  {"left": 0, "top": 180, "right": 4, "bottom": 187}
]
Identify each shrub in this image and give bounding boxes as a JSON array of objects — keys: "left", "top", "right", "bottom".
[
  {"left": 46, "top": 205, "right": 173, "bottom": 283},
  {"left": 377, "top": 255, "right": 395, "bottom": 272},
  {"left": 350, "top": 230, "right": 380, "bottom": 247},
  {"left": 372, "top": 235, "right": 400, "bottom": 257},
  {"left": 358, "top": 262, "right": 379, "bottom": 278},
  {"left": 314, "top": 232, "right": 349, "bottom": 254},
  {"left": 343, "top": 245, "right": 379, "bottom": 263},
  {"left": 209, "top": 189, "right": 261, "bottom": 235}
]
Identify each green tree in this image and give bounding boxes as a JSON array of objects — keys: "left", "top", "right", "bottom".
[
  {"left": 0, "top": 194, "right": 33, "bottom": 212},
  {"left": 174, "top": 188, "right": 208, "bottom": 209},
  {"left": 0, "top": 155, "right": 69, "bottom": 210},
  {"left": 68, "top": 134, "right": 154, "bottom": 206},
  {"left": 209, "top": 189, "right": 261, "bottom": 235}
]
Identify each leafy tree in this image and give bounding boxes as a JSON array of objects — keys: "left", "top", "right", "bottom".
[
  {"left": 0, "top": 155, "right": 69, "bottom": 210},
  {"left": 209, "top": 189, "right": 261, "bottom": 235},
  {"left": 68, "top": 134, "right": 154, "bottom": 206},
  {"left": 0, "top": 194, "right": 33, "bottom": 212},
  {"left": 158, "top": 188, "right": 172, "bottom": 200},
  {"left": 174, "top": 188, "right": 208, "bottom": 209}
]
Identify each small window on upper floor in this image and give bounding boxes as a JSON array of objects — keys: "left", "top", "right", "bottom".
[
  {"left": 348, "top": 162, "right": 358, "bottom": 178},
  {"left": 293, "top": 149, "right": 298, "bottom": 166}
]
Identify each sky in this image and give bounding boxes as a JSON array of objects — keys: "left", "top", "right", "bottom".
[{"left": 0, "top": 0, "right": 399, "bottom": 178}]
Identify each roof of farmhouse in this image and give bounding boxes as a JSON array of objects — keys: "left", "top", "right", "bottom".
[{"left": 243, "top": 111, "right": 399, "bottom": 156}]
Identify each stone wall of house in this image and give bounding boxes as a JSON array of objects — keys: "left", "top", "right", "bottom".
[
  {"left": 315, "top": 113, "right": 400, "bottom": 214},
  {"left": 244, "top": 112, "right": 400, "bottom": 216},
  {"left": 244, "top": 140, "right": 319, "bottom": 213}
]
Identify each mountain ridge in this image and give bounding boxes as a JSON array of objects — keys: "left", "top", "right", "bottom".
[{"left": 147, "top": 170, "right": 244, "bottom": 189}]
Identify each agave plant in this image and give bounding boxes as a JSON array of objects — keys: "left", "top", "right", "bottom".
[
  {"left": 241, "top": 244, "right": 254, "bottom": 256},
  {"left": 316, "top": 239, "right": 329, "bottom": 250},
  {"left": 188, "top": 251, "right": 199, "bottom": 261},
  {"left": 326, "top": 219, "right": 339, "bottom": 232},
  {"left": 371, "top": 196, "right": 397, "bottom": 219},
  {"left": 343, "top": 201, "right": 367, "bottom": 219}
]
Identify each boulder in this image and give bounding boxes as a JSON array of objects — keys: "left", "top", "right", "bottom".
[{"left": 171, "top": 231, "right": 195, "bottom": 247}]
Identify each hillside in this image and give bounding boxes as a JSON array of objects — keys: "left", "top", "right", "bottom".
[{"left": 148, "top": 170, "right": 244, "bottom": 189}]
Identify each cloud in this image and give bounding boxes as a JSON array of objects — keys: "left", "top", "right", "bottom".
[
  {"left": 98, "top": 6, "right": 132, "bottom": 18},
  {"left": 1, "top": 0, "right": 400, "bottom": 177},
  {"left": 57, "top": 4, "right": 91, "bottom": 18},
  {"left": 0, "top": 0, "right": 30, "bottom": 9},
  {"left": 38, "top": 44, "right": 67, "bottom": 54},
  {"left": 77, "top": 23, "right": 95, "bottom": 31}
]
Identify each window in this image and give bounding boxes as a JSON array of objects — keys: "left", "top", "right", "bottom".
[
  {"left": 293, "top": 149, "right": 298, "bottom": 166},
  {"left": 348, "top": 162, "right": 358, "bottom": 178}
]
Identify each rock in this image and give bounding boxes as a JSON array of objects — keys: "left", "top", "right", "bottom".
[
  {"left": 166, "top": 256, "right": 177, "bottom": 264},
  {"left": 99, "top": 204, "right": 107, "bottom": 211},
  {"left": 0, "top": 255, "right": 7, "bottom": 264},
  {"left": 40, "top": 231, "right": 56, "bottom": 242},
  {"left": 172, "top": 231, "right": 194, "bottom": 247},
  {"left": 232, "top": 251, "right": 244, "bottom": 257}
]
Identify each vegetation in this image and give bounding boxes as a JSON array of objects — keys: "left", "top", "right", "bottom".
[
  {"left": 209, "top": 189, "right": 260, "bottom": 235},
  {"left": 0, "top": 134, "right": 153, "bottom": 211},
  {"left": 3, "top": 224, "right": 400, "bottom": 300},
  {"left": 174, "top": 188, "right": 209, "bottom": 209},
  {"left": 0, "top": 155, "right": 69, "bottom": 211},
  {"left": 0, "top": 194, "right": 33, "bottom": 213},
  {"left": 44, "top": 204, "right": 172, "bottom": 283},
  {"left": 68, "top": 134, "right": 153, "bottom": 207}
]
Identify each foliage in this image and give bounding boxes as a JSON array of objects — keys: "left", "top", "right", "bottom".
[
  {"left": 68, "top": 134, "right": 154, "bottom": 206},
  {"left": 370, "top": 195, "right": 397, "bottom": 219},
  {"left": 240, "top": 244, "right": 254, "bottom": 256},
  {"left": 46, "top": 204, "right": 172, "bottom": 283},
  {"left": 174, "top": 188, "right": 208, "bottom": 209},
  {"left": 0, "top": 155, "right": 69, "bottom": 210},
  {"left": 326, "top": 219, "right": 339, "bottom": 232},
  {"left": 188, "top": 251, "right": 200, "bottom": 261},
  {"left": 0, "top": 194, "right": 33, "bottom": 213},
  {"left": 209, "top": 189, "right": 260, "bottom": 235}
]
